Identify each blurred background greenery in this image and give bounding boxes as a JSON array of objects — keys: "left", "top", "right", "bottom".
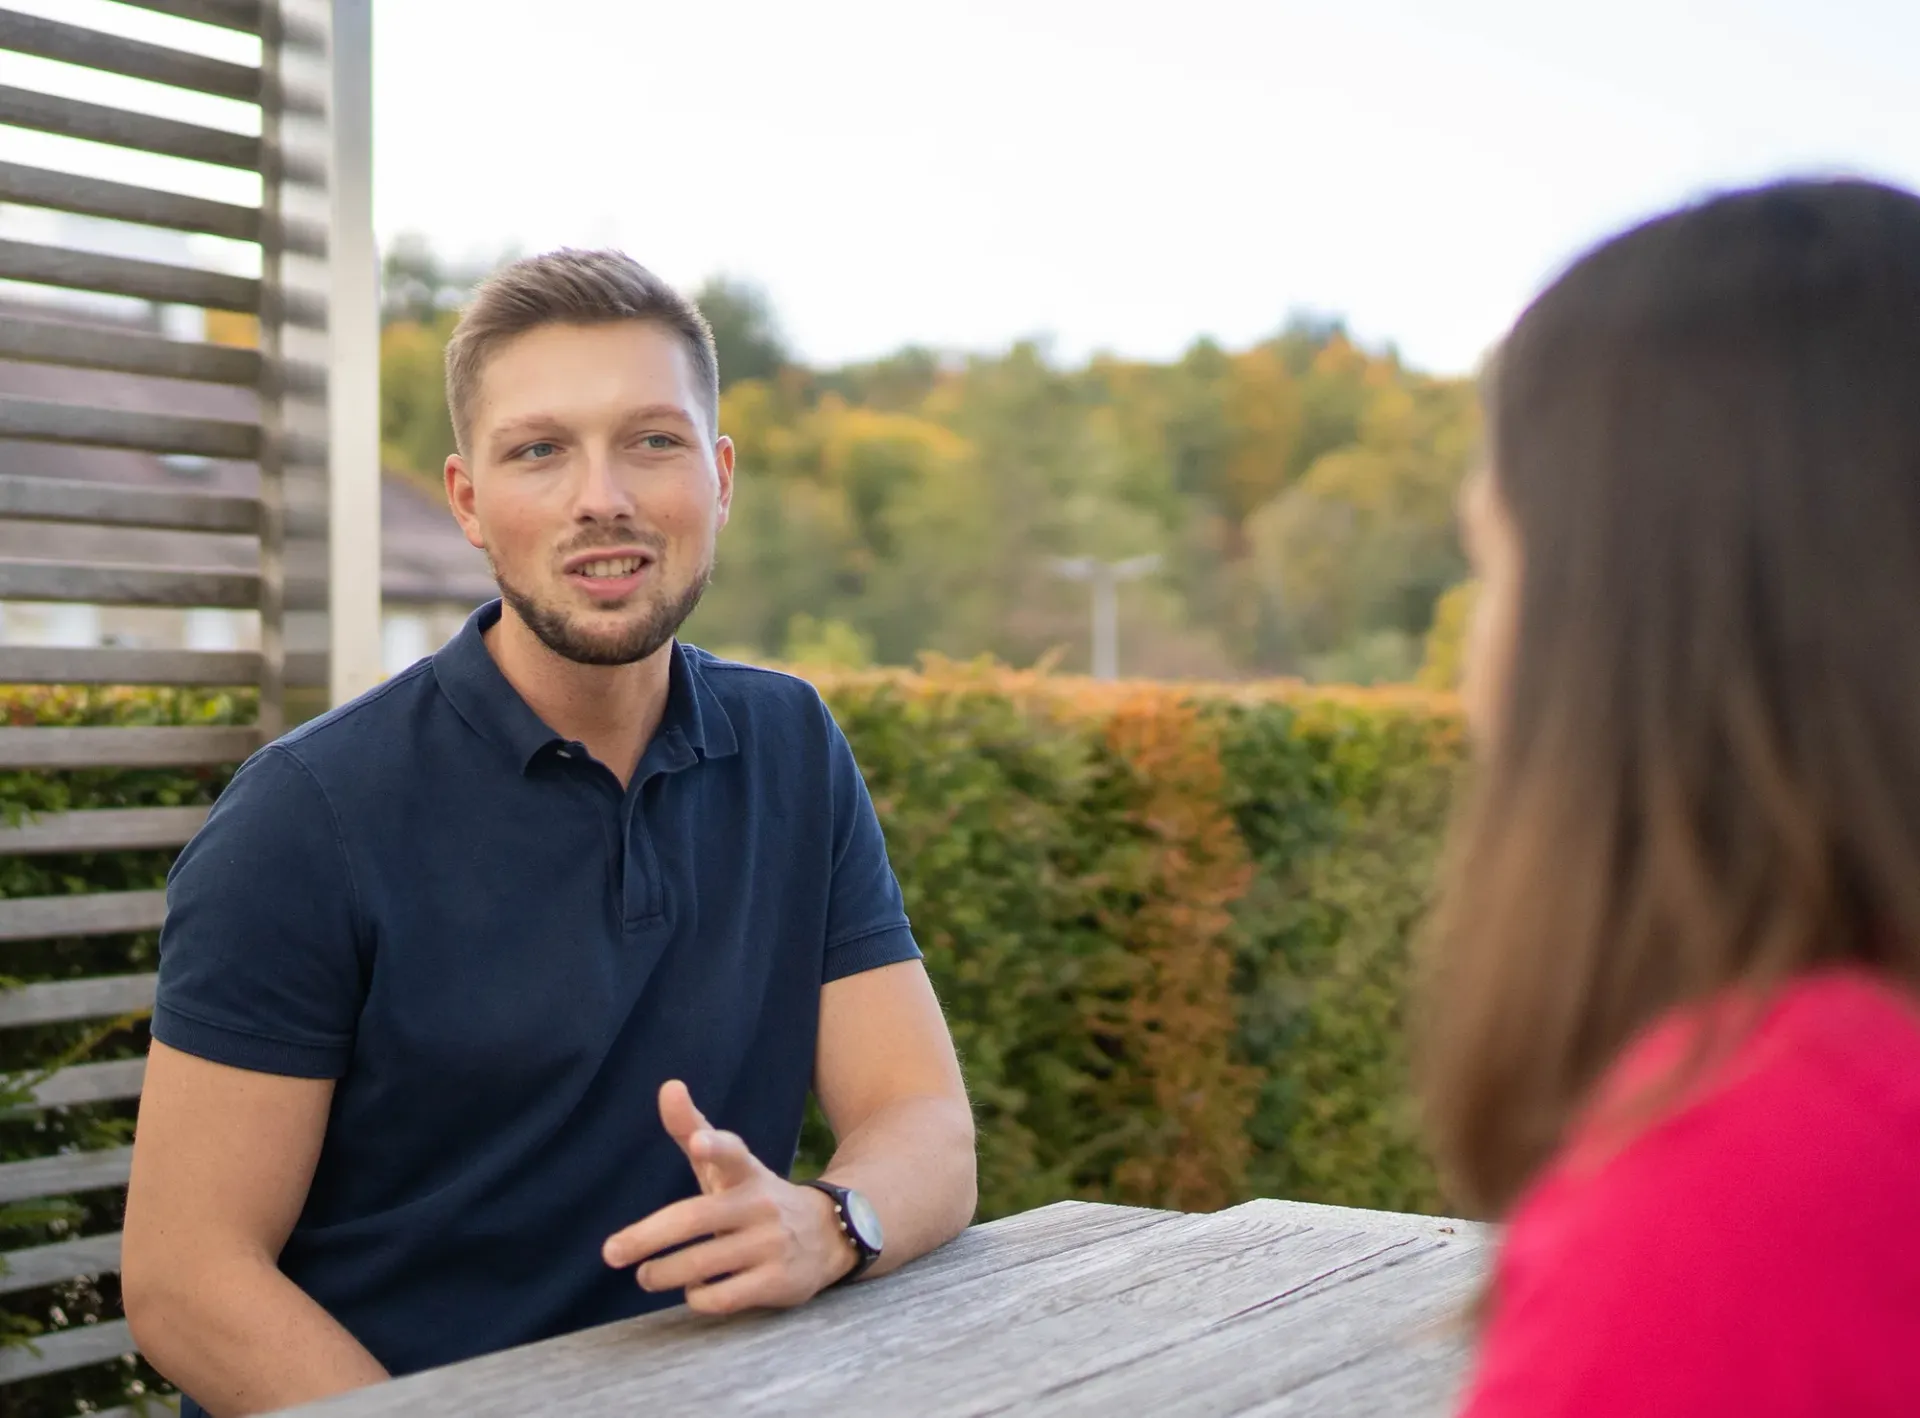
[{"left": 379, "top": 239, "right": 1480, "bottom": 690}]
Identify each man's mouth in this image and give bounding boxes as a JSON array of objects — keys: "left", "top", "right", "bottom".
[
  {"left": 562, "top": 550, "right": 656, "bottom": 601},
  {"left": 573, "top": 556, "right": 647, "bottom": 579}
]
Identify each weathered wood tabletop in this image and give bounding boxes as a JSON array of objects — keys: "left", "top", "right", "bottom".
[{"left": 278, "top": 1197, "right": 1490, "bottom": 1417}]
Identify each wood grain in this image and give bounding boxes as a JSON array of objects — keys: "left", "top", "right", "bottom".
[
  {"left": 1223, "top": 1197, "right": 1492, "bottom": 1244},
  {"left": 706, "top": 1213, "right": 1448, "bottom": 1417},
  {"left": 0, "top": 472, "right": 262, "bottom": 532},
  {"left": 0, "top": 11, "right": 266, "bottom": 104},
  {"left": 0, "top": 1316, "right": 134, "bottom": 1383},
  {"left": 0, "top": 560, "right": 261, "bottom": 611},
  {"left": 107, "top": 0, "right": 264, "bottom": 36},
  {"left": 0, "top": 315, "right": 322, "bottom": 393},
  {"left": 0, "top": 808, "right": 210, "bottom": 856},
  {"left": 0, "top": 889, "right": 169, "bottom": 942},
  {"left": 281, "top": 1201, "right": 1488, "bottom": 1418},
  {"left": 12, "top": 1057, "right": 147, "bottom": 1112},
  {"left": 0, "top": 972, "right": 157, "bottom": 1028},
  {"left": 0, "top": 645, "right": 323, "bottom": 688},
  {"left": 0, "top": 84, "right": 260, "bottom": 176},
  {"left": 0, "top": 1146, "right": 134, "bottom": 1206},
  {"left": 0, "top": 159, "right": 270, "bottom": 247},
  {"left": 1037, "top": 1232, "right": 1485, "bottom": 1417},
  {"left": 0, "top": 725, "right": 260, "bottom": 768},
  {"left": 0, "top": 237, "right": 260, "bottom": 314},
  {"left": 283, "top": 1203, "right": 1173, "bottom": 1417},
  {"left": 0, "top": 1230, "right": 122, "bottom": 1296}
]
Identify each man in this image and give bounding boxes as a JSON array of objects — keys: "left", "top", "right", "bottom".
[{"left": 122, "top": 250, "right": 978, "bottom": 1418}]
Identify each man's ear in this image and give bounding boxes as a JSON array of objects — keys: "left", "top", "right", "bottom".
[
  {"left": 446, "top": 454, "right": 485, "bottom": 551},
  {"left": 713, "top": 435, "right": 736, "bottom": 529}
]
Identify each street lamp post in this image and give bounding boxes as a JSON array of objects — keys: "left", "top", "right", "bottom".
[{"left": 1049, "top": 554, "right": 1161, "bottom": 680}]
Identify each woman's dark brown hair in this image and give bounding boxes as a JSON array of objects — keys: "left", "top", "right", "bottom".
[{"left": 1419, "top": 177, "right": 1920, "bottom": 1219}]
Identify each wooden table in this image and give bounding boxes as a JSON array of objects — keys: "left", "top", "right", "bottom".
[{"left": 281, "top": 1198, "right": 1491, "bottom": 1417}]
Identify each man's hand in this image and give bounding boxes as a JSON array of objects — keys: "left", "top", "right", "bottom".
[{"left": 601, "top": 1080, "right": 857, "bottom": 1315}]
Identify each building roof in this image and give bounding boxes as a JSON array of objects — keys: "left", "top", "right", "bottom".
[{"left": 0, "top": 302, "right": 495, "bottom": 608}]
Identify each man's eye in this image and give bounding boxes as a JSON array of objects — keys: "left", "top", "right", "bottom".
[
  {"left": 519, "top": 441, "right": 559, "bottom": 459},
  {"left": 641, "top": 434, "right": 678, "bottom": 451}
]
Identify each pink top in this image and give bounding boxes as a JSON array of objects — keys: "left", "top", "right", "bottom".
[{"left": 1457, "top": 968, "right": 1920, "bottom": 1417}]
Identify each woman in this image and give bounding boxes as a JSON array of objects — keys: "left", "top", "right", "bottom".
[{"left": 1427, "top": 177, "right": 1920, "bottom": 1415}]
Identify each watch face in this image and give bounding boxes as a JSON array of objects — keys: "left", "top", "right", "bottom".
[{"left": 843, "top": 1188, "right": 884, "bottom": 1252}]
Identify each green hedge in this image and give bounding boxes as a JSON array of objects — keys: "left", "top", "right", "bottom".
[
  {"left": 0, "top": 671, "right": 1464, "bottom": 1415},
  {"left": 2, "top": 686, "right": 247, "bottom": 1418},
  {"left": 796, "top": 669, "right": 1462, "bottom": 1217},
  {"left": 1214, "top": 692, "right": 1461, "bottom": 1213}
]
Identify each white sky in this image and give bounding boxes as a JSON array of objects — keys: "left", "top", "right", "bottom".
[{"left": 8, "top": 1, "right": 1920, "bottom": 375}]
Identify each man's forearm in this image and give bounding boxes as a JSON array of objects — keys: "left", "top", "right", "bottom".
[
  {"left": 127, "top": 1253, "right": 388, "bottom": 1417},
  {"left": 816, "top": 1092, "right": 977, "bottom": 1278}
]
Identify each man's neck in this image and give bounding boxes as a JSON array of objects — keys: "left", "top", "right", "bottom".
[{"left": 483, "top": 607, "right": 672, "bottom": 787}]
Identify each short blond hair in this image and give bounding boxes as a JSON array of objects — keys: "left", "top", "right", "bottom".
[{"left": 443, "top": 248, "right": 719, "bottom": 455}]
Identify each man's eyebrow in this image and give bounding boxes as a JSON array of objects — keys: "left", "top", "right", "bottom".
[
  {"left": 488, "top": 406, "right": 701, "bottom": 444},
  {"left": 620, "top": 403, "right": 699, "bottom": 428},
  {"left": 488, "top": 415, "right": 568, "bottom": 445}
]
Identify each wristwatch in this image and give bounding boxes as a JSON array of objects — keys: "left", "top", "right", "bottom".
[{"left": 802, "top": 1179, "right": 884, "bottom": 1284}]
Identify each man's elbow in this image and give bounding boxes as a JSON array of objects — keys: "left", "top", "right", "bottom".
[
  {"left": 951, "top": 1168, "right": 979, "bottom": 1237},
  {"left": 121, "top": 1238, "right": 181, "bottom": 1362},
  {"left": 121, "top": 1226, "right": 232, "bottom": 1371},
  {"left": 940, "top": 1095, "right": 980, "bottom": 1233}
]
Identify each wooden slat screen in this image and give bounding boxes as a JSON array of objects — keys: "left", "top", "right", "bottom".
[
  {"left": 114, "top": 0, "right": 274, "bottom": 35},
  {"left": 0, "top": 83, "right": 323, "bottom": 181},
  {"left": 0, "top": 810, "right": 210, "bottom": 857},
  {"left": 0, "top": 475, "right": 263, "bottom": 534},
  {"left": 0, "top": 973, "right": 162, "bottom": 1026},
  {"left": 0, "top": 892, "right": 171, "bottom": 944},
  {"left": 0, "top": 1317, "right": 139, "bottom": 1384},
  {"left": 0, "top": 1232, "right": 126, "bottom": 1297},
  {"left": 0, "top": 2, "right": 349, "bottom": 1405},
  {"left": 0, "top": 725, "right": 266, "bottom": 768},
  {"left": 0, "top": 645, "right": 325, "bottom": 687},
  {"left": 0, "top": 158, "right": 326, "bottom": 254},
  {"left": 0, "top": 1148, "right": 136, "bottom": 1207},
  {"left": 13, "top": 1058, "right": 151, "bottom": 1113}
]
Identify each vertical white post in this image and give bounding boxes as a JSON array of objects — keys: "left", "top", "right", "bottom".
[
  {"left": 255, "top": 3, "right": 286, "bottom": 740},
  {"left": 1049, "top": 554, "right": 1161, "bottom": 681},
  {"left": 1090, "top": 570, "right": 1118, "bottom": 682},
  {"left": 327, "top": 0, "right": 382, "bottom": 705}
]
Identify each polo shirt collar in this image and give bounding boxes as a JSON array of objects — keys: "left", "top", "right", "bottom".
[{"left": 433, "top": 599, "right": 738, "bottom": 774}]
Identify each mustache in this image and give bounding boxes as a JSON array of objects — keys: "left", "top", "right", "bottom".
[{"left": 555, "top": 528, "right": 667, "bottom": 559}]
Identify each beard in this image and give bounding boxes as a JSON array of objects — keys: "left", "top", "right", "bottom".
[{"left": 492, "top": 554, "right": 713, "bottom": 667}]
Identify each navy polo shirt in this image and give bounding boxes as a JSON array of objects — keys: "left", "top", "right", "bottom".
[{"left": 151, "top": 599, "right": 922, "bottom": 1398}]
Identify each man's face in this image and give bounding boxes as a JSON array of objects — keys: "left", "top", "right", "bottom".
[{"left": 446, "top": 321, "right": 733, "bottom": 666}]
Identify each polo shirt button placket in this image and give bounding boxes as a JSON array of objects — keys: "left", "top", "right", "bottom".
[{"left": 623, "top": 785, "right": 663, "bottom": 928}]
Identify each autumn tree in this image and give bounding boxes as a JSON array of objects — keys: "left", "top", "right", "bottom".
[
  {"left": 694, "top": 277, "right": 790, "bottom": 389},
  {"left": 379, "top": 240, "right": 1480, "bottom": 685}
]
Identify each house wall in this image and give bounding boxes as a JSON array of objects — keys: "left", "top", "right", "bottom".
[{"left": 0, "top": 601, "right": 481, "bottom": 680}]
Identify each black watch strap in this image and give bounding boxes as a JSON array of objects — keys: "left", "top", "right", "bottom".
[{"left": 803, "top": 1179, "right": 882, "bottom": 1284}]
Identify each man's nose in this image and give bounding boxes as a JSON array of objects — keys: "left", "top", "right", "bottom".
[{"left": 570, "top": 448, "right": 637, "bottom": 521}]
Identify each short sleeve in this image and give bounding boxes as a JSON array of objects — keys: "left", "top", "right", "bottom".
[
  {"left": 818, "top": 700, "right": 922, "bottom": 982},
  {"left": 152, "top": 744, "right": 366, "bottom": 1078}
]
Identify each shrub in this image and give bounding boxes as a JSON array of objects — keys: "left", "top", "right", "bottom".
[{"left": 798, "top": 663, "right": 1464, "bottom": 1216}]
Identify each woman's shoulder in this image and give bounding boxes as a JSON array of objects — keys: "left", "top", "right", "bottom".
[
  {"left": 1579, "top": 967, "right": 1920, "bottom": 1168},
  {"left": 1527, "top": 967, "right": 1920, "bottom": 1253},
  {"left": 1461, "top": 970, "right": 1920, "bottom": 1416}
]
